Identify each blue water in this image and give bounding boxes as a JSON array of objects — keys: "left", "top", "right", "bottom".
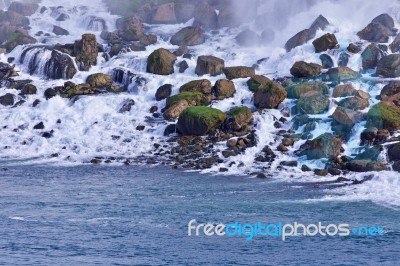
[{"left": 0, "top": 164, "right": 398, "bottom": 265}]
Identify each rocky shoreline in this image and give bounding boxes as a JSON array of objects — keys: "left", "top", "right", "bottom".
[{"left": 0, "top": 0, "right": 400, "bottom": 178}]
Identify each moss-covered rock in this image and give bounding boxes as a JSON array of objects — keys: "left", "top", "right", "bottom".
[
  {"left": 179, "top": 79, "right": 212, "bottom": 94},
  {"left": 254, "top": 80, "right": 287, "bottom": 109},
  {"left": 247, "top": 75, "right": 270, "bottom": 92},
  {"left": 147, "top": 48, "right": 177, "bottom": 75},
  {"left": 324, "top": 67, "right": 361, "bottom": 82},
  {"left": 166, "top": 91, "right": 209, "bottom": 108},
  {"left": 293, "top": 94, "right": 330, "bottom": 114},
  {"left": 226, "top": 106, "right": 253, "bottom": 131},
  {"left": 222, "top": 66, "right": 255, "bottom": 80},
  {"left": 177, "top": 106, "right": 227, "bottom": 135},
  {"left": 366, "top": 103, "right": 400, "bottom": 131},
  {"left": 297, "top": 133, "right": 342, "bottom": 160},
  {"left": 287, "top": 81, "right": 329, "bottom": 99}
]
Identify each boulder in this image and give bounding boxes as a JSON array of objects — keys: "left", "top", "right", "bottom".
[
  {"left": 338, "top": 96, "right": 369, "bottom": 111},
  {"left": 357, "top": 22, "right": 394, "bottom": 43},
  {"left": 297, "top": 133, "right": 342, "bottom": 160},
  {"left": 325, "top": 67, "right": 361, "bottom": 82},
  {"left": 19, "top": 84, "right": 37, "bottom": 95},
  {"left": 173, "top": 45, "right": 189, "bottom": 56},
  {"left": 151, "top": 2, "right": 177, "bottom": 24},
  {"left": 319, "top": 54, "right": 334, "bottom": 69},
  {"left": 155, "top": 84, "right": 172, "bottom": 101},
  {"left": 195, "top": 55, "right": 224, "bottom": 76},
  {"left": 178, "top": 60, "right": 188, "bottom": 73},
  {"left": 170, "top": 26, "right": 205, "bottom": 46},
  {"left": 0, "top": 93, "right": 14, "bottom": 106},
  {"left": 312, "top": 33, "right": 338, "bottom": 53},
  {"left": 5, "top": 30, "right": 36, "bottom": 52},
  {"left": 179, "top": 79, "right": 212, "bottom": 94},
  {"left": 175, "top": 2, "right": 195, "bottom": 23},
  {"left": 332, "top": 84, "right": 357, "bottom": 97},
  {"left": 293, "top": 93, "right": 330, "bottom": 114},
  {"left": 8, "top": 2, "right": 38, "bottom": 16},
  {"left": 225, "top": 106, "right": 253, "bottom": 132},
  {"left": 284, "top": 29, "right": 312, "bottom": 52},
  {"left": 346, "top": 160, "right": 387, "bottom": 172},
  {"left": 376, "top": 54, "right": 400, "bottom": 78},
  {"left": 0, "top": 10, "right": 29, "bottom": 26},
  {"left": 163, "top": 100, "right": 189, "bottom": 121},
  {"left": 309, "top": 15, "right": 330, "bottom": 35},
  {"left": 193, "top": 2, "right": 218, "bottom": 30},
  {"left": 177, "top": 106, "right": 227, "bottom": 136},
  {"left": 287, "top": 81, "right": 329, "bottom": 99},
  {"left": 147, "top": 48, "right": 177, "bottom": 75},
  {"left": 247, "top": 75, "right": 270, "bottom": 92},
  {"left": 223, "top": 66, "right": 255, "bottom": 80},
  {"left": 116, "top": 16, "right": 144, "bottom": 41},
  {"left": 290, "top": 61, "right": 322, "bottom": 78},
  {"left": 86, "top": 73, "right": 113, "bottom": 88},
  {"left": 338, "top": 52, "right": 349, "bottom": 67},
  {"left": 139, "top": 34, "right": 157, "bottom": 46},
  {"left": 213, "top": 79, "right": 235, "bottom": 99},
  {"left": 74, "top": 34, "right": 98, "bottom": 71},
  {"left": 254, "top": 80, "right": 287, "bottom": 109},
  {"left": 347, "top": 43, "right": 361, "bottom": 53},
  {"left": 235, "top": 29, "right": 260, "bottom": 47},
  {"left": 332, "top": 106, "right": 363, "bottom": 125},
  {"left": 166, "top": 91, "right": 209, "bottom": 109},
  {"left": 389, "top": 33, "right": 400, "bottom": 53},
  {"left": 387, "top": 142, "right": 400, "bottom": 162},
  {"left": 371, "top": 13, "right": 395, "bottom": 30},
  {"left": 366, "top": 103, "right": 400, "bottom": 131},
  {"left": 45, "top": 50, "right": 77, "bottom": 79},
  {"left": 361, "top": 44, "right": 383, "bottom": 70},
  {"left": 380, "top": 82, "right": 400, "bottom": 105},
  {"left": 360, "top": 127, "right": 378, "bottom": 145},
  {"left": 52, "top": 25, "right": 69, "bottom": 36}
]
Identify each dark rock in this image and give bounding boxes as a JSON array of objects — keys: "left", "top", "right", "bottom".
[
  {"left": 223, "top": 66, "right": 255, "bottom": 80},
  {"left": 361, "top": 44, "right": 383, "bottom": 70},
  {"left": 0, "top": 93, "right": 14, "bottom": 106},
  {"left": 19, "top": 84, "right": 37, "bottom": 95},
  {"left": 147, "top": 48, "right": 177, "bottom": 75},
  {"left": 213, "top": 79, "right": 235, "bottom": 99},
  {"left": 314, "top": 169, "right": 328, "bottom": 176},
  {"left": 357, "top": 22, "right": 395, "bottom": 43},
  {"left": 136, "top": 125, "right": 145, "bottom": 131},
  {"left": 290, "top": 61, "right": 322, "bottom": 78},
  {"left": 195, "top": 55, "right": 224, "bottom": 76},
  {"left": 150, "top": 106, "right": 158, "bottom": 113},
  {"left": 52, "top": 25, "right": 69, "bottom": 36},
  {"left": 179, "top": 79, "right": 212, "bottom": 94},
  {"left": 325, "top": 67, "right": 361, "bottom": 82},
  {"left": 338, "top": 96, "right": 369, "bottom": 111},
  {"left": 254, "top": 79, "right": 287, "bottom": 109},
  {"left": 277, "top": 144, "right": 288, "bottom": 152},
  {"left": 297, "top": 133, "right": 342, "bottom": 160},
  {"left": 319, "top": 54, "right": 334, "bottom": 69},
  {"left": 139, "top": 34, "right": 157, "bottom": 46},
  {"left": 293, "top": 94, "right": 330, "bottom": 114},
  {"left": 309, "top": 15, "right": 330, "bottom": 35},
  {"left": 118, "top": 99, "right": 135, "bottom": 113},
  {"left": 44, "top": 88, "right": 57, "bottom": 99},
  {"left": 346, "top": 160, "right": 387, "bottom": 172},
  {"left": 41, "top": 132, "right": 52, "bottom": 138},
  {"left": 256, "top": 173, "right": 267, "bottom": 179},
  {"left": 332, "top": 84, "right": 357, "bottom": 98},
  {"left": 74, "top": 34, "right": 98, "bottom": 71},
  {"left": 8, "top": 2, "right": 38, "bottom": 16},
  {"left": 389, "top": 33, "right": 400, "bottom": 53},
  {"left": 178, "top": 60, "right": 189, "bottom": 73},
  {"left": 33, "top": 122, "right": 44, "bottom": 130},
  {"left": 328, "top": 168, "right": 341, "bottom": 176},
  {"left": 235, "top": 29, "right": 260, "bottom": 47},
  {"left": 282, "top": 138, "right": 294, "bottom": 146},
  {"left": 338, "top": 52, "right": 349, "bottom": 67},
  {"left": 301, "top": 165, "right": 311, "bottom": 172},
  {"left": 170, "top": 26, "right": 205, "bottom": 46},
  {"left": 164, "top": 124, "right": 176, "bottom": 136},
  {"left": 193, "top": 2, "right": 217, "bottom": 30},
  {"left": 347, "top": 43, "right": 361, "bottom": 53},
  {"left": 371, "top": 13, "right": 395, "bottom": 30},
  {"left": 45, "top": 50, "right": 77, "bottom": 79},
  {"left": 56, "top": 13, "right": 69, "bottom": 21},
  {"left": 366, "top": 103, "right": 400, "bottom": 131},
  {"left": 284, "top": 29, "right": 312, "bottom": 52},
  {"left": 280, "top": 161, "right": 298, "bottom": 167},
  {"left": 376, "top": 54, "right": 400, "bottom": 78},
  {"left": 387, "top": 142, "right": 400, "bottom": 162},
  {"left": 173, "top": 46, "right": 189, "bottom": 56},
  {"left": 155, "top": 84, "right": 172, "bottom": 101},
  {"left": 247, "top": 75, "right": 270, "bottom": 92},
  {"left": 312, "top": 33, "right": 338, "bottom": 53}
]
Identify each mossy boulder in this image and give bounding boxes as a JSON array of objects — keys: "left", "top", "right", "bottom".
[
  {"left": 287, "top": 81, "right": 329, "bottom": 99},
  {"left": 366, "top": 103, "right": 400, "bottom": 131},
  {"left": 247, "top": 75, "right": 270, "bottom": 92},
  {"left": 5, "top": 31, "right": 36, "bottom": 52},
  {"left": 297, "top": 133, "right": 342, "bottom": 160},
  {"left": 166, "top": 91, "right": 209, "bottom": 108},
  {"left": 179, "top": 79, "right": 212, "bottom": 94},
  {"left": 177, "top": 106, "right": 227, "bottom": 135},
  {"left": 254, "top": 80, "right": 287, "bottom": 109},
  {"left": 225, "top": 106, "right": 253, "bottom": 131},
  {"left": 293, "top": 94, "right": 330, "bottom": 114},
  {"left": 147, "top": 48, "right": 177, "bottom": 75}
]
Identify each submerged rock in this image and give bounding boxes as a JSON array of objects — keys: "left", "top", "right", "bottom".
[
  {"left": 0, "top": 93, "right": 14, "bottom": 106},
  {"left": 45, "top": 50, "right": 77, "bottom": 79},
  {"left": 319, "top": 54, "right": 334, "bottom": 69},
  {"left": 147, "top": 48, "right": 177, "bottom": 75},
  {"left": 52, "top": 25, "right": 69, "bottom": 36},
  {"left": 325, "top": 67, "right": 361, "bottom": 82}
]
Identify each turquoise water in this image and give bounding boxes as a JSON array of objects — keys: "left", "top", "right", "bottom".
[{"left": 0, "top": 164, "right": 398, "bottom": 265}]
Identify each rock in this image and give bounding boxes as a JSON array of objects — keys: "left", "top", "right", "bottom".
[
  {"left": 175, "top": 2, "right": 195, "bottom": 23},
  {"left": 150, "top": 106, "right": 158, "bottom": 113},
  {"left": 282, "top": 138, "right": 294, "bottom": 146},
  {"left": 256, "top": 173, "right": 267, "bottom": 179},
  {"left": 155, "top": 84, "right": 172, "bottom": 101},
  {"left": 0, "top": 10, "right": 29, "bottom": 26},
  {"left": 387, "top": 142, "right": 400, "bottom": 162},
  {"left": 33, "top": 122, "right": 44, "bottom": 130},
  {"left": 380, "top": 82, "right": 400, "bottom": 104},
  {"left": 235, "top": 29, "right": 260, "bottom": 47},
  {"left": 293, "top": 94, "right": 330, "bottom": 114},
  {"left": 297, "top": 133, "right": 342, "bottom": 160},
  {"left": 247, "top": 75, "right": 270, "bottom": 92},
  {"left": 287, "top": 81, "right": 329, "bottom": 99},
  {"left": 164, "top": 99, "right": 189, "bottom": 121},
  {"left": 164, "top": 124, "right": 176, "bottom": 136},
  {"left": 86, "top": 73, "right": 113, "bottom": 88},
  {"left": 312, "top": 33, "right": 338, "bottom": 53},
  {"left": 151, "top": 2, "right": 177, "bottom": 24},
  {"left": 366, "top": 103, "right": 400, "bottom": 131},
  {"left": 223, "top": 66, "right": 255, "bottom": 80},
  {"left": 193, "top": 2, "right": 218, "bottom": 30},
  {"left": 195, "top": 55, "right": 224, "bottom": 76},
  {"left": 179, "top": 79, "right": 212, "bottom": 95},
  {"left": 325, "top": 67, "right": 361, "bottom": 82},
  {"left": 136, "top": 125, "right": 145, "bottom": 131},
  {"left": 338, "top": 52, "right": 349, "bottom": 67},
  {"left": 0, "top": 93, "right": 14, "bottom": 106},
  {"left": 56, "top": 13, "right": 69, "bottom": 21},
  {"left": 357, "top": 22, "right": 394, "bottom": 43},
  {"left": 227, "top": 138, "right": 237, "bottom": 147},
  {"left": 389, "top": 33, "right": 400, "bottom": 53},
  {"left": 225, "top": 106, "right": 253, "bottom": 132},
  {"left": 290, "top": 61, "right": 322, "bottom": 78},
  {"left": 52, "top": 25, "right": 69, "bottom": 36},
  {"left": 44, "top": 88, "right": 57, "bottom": 99},
  {"left": 147, "top": 48, "right": 177, "bottom": 75},
  {"left": 360, "top": 127, "right": 378, "bottom": 145},
  {"left": 338, "top": 96, "right": 369, "bottom": 111},
  {"left": 139, "top": 34, "right": 157, "bottom": 46},
  {"left": 130, "top": 42, "right": 145, "bottom": 52},
  {"left": 280, "top": 161, "right": 298, "bottom": 167},
  {"left": 347, "top": 43, "right": 361, "bottom": 53},
  {"left": 371, "top": 13, "right": 395, "bottom": 30},
  {"left": 74, "top": 34, "right": 98, "bottom": 71},
  {"left": 118, "top": 99, "right": 135, "bottom": 113},
  {"left": 170, "top": 26, "right": 205, "bottom": 46},
  {"left": 19, "top": 84, "right": 37, "bottom": 95},
  {"left": 332, "top": 84, "right": 357, "bottom": 97},
  {"left": 284, "top": 29, "right": 312, "bottom": 52},
  {"left": 260, "top": 28, "right": 275, "bottom": 43},
  {"left": 254, "top": 80, "right": 287, "bottom": 109},
  {"left": 166, "top": 91, "right": 209, "bottom": 109},
  {"left": 277, "top": 144, "right": 288, "bottom": 152},
  {"left": 301, "top": 165, "right": 311, "bottom": 172},
  {"left": 332, "top": 106, "right": 363, "bottom": 125},
  {"left": 314, "top": 169, "right": 328, "bottom": 176},
  {"left": 5, "top": 30, "right": 36, "bottom": 52},
  {"left": 8, "top": 2, "right": 38, "bottom": 16},
  {"left": 213, "top": 79, "right": 235, "bottom": 99},
  {"left": 173, "top": 46, "right": 189, "bottom": 56},
  {"left": 361, "top": 44, "right": 383, "bottom": 70},
  {"left": 319, "top": 54, "right": 334, "bottom": 69},
  {"left": 178, "top": 60, "right": 188, "bottom": 73},
  {"left": 116, "top": 16, "right": 144, "bottom": 41},
  {"left": 45, "top": 50, "right": 77, "bottom": 79},
  {"left": 376, "top": 54, "right": 400, "bottom": 78},
  {"left": 309, "top": 15, "right": 330, "bottom": 35},
  {"left": 177, "top": 106, "right": 227, "bottom": 136},
  {"left": 346, "top": 160, "right": 387, "bottom": 172}
]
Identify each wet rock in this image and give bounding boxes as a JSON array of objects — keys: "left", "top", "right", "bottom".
[
  {"left": 332, "top": 84, "right": 357, "bottom": 98},
  {"left": 301, "top": 165, "right": 311, "bottom": 172},
  {"left": 147, "top": 48, "right": 177, "bottom": 75},
  {"left": 118, "top": 99, "right": 135, "bottom": 113},
  {"left": 33, "top": 122, "right": 44, "bottom": 130},
  {"left": 86, "top": 73, "right": 113, "bottom": 88},
  {"left": 371, "top": 13, "right": 395, "bottom": 29},
  {"left": 136, "top": 125, "right": 145, "bottom": 131},
  {"left": 253, "top": 79, "right": 287, "bottom": 109},
  {"left": 366, "top": 103, "right": 400, "bottom": 131},
  {"left": 195, "top": 55, "right": 224, "bottom": 76},
  {"left": 290, "top": 61, "right": 322, "bottom": 78},
  {"left": 56, "top": 13, "right": 69, "bottom": 21},
  {"left": 130, "top": 42, "right": 145, "bottom": 52},
  {"left": 223, "top": 66, "right": 255, "bottom": 80},
  {"left": 179, "top": 79, "right": 212, "bottom": 95},
  {"left": 175, "top": 2, "right": 195, "bottom": 23},
  {"left": 380, "top": 82, "right": 400, "bottom": 105},
  {"left": 282, "top": 138, "right": 294, "bottom": 146},
  {"left": 155, "top": 84, "right": 172, "bottom": 101},
  {"left": 389, "top": 33, "right": 400, "bottom": 53},
  {"left": 45, "top": 50, "right": 77, "bottom": 79},
  {"left": 52, "top": 25, "right": 69, "bottom": 36},
  {"left": 247, "top": 75, "right": 270, "bottom": 92},
  {"left": 0, "top": 10, "right": 29, "bottom": 26},
  {"left": 213, "top": 79, "right": 236, "bottom": 100},
  {"left": 360, "top": 127, "right": 378, "bottom": 145},
  {"left": 4, "top": 30, "right": 36, "bottom": 52},
  {"left": 151, "top": 2, "right": 177, "bottom": 24},
  {"left": 163, "top": 100, "right": 189, "bottom": 121},
  {"left": 139, "top": 34, "right": 157, "bottom": 46},
  {"left": 338, "top": 95, "right": 369, "bottom": 111},
  {"left": 332, "top": 106, "right": 364, "bottom": 125},
  {"left": 361, "top": 44, "right": 383, "bottom": 70},
  {"left": 338, "top": 52, "right": 349, "bottom": 67},
  {"left": 74, "top": 34, "right": 98, "bottom": 71},
  {"left": 347, "top": 43, "right": 361, "bottom": 53},
  {"left": 277, "top": 144, "right": 288, "bottom": 152},
  {"left": 193, "top": 2, "right": 218, "bottom": 30},
  {"left": 376, "top": 54, "right": 400, "bottom": 78},
  {"left": 177, "top": 106, "right": 227, "bottom": 136},
  {"left": 284, "top": 29, "right": 312, "bottom": 52},
  {"left": 312, "top": 33, "right": 338, "bottom": 53},
  {"left": 178, "top": 60, "right": 189, "bottom": 73},
  {"left": 297, "top": 133, "right": 342, "bottom": 160},
  {"left": 0, "top": 93, "right": 14, "bottom": 106},
  {"left": 166, "top": 91, "right": 209, "bottom": 109},
  {"left": 116, "top": 16, "right": 144, "bottom": 41},
  {"left": 19, "top": 84, "right": 37, "bottom": 95},
  {"left": 225, "top": 106, "right": 253, "bottom": 132},
  {"left": 280, "top": 161, "right": 298, "bottom": 167},
  {"left": 293, "top": 94, "right": 330, "bottom": 114},
  {"left": 325, "top": 67, "right": 361, "bottom": 82},
  {"left": 235, "top": 29, "right": 260, "bottom": 47},
  {"left": 8, "top": 2, "right": 38, "bottom": 16},
  {"left": 357, "top": 22, "right": 395, "bottom": 43},
  {"left": 387, "top": 142, "right": 400, "bottom": 162},
  {"left": 164, "top": 124, "right": 176, "bottom": 136},
  {"left": 170, "top": 26, "right": 205, "bottom": 46},
  {"left": 173, "top": 46, "right": 189, "bottom": 56},
  {"left": 309, "top": 15, "right": 330, "bottom": 35},
  {"left": 150, "top": 106, "right": 158, "bottom": 113},
  {"left": 44, "top": 88, "right": 57, "bottom": 99},
  {"left": 314, "top": 169, "right": 328, "bottom": 176},
  {"left": 346, "top": 160, "right": 387, "bottom": 172},
  {"left": 319, "top": 54, "right": 334, "bottom": 69}
]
